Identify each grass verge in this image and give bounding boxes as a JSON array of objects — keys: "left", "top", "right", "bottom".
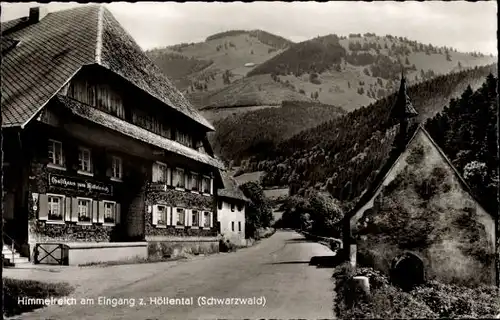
[
  {"left": 3, "top": 278, "right": 74, "bottom": 317},
  {"left": 78, "top": 255, "right": 188, "bottom": 267},
  {"left": 333, "top": 262, "right": 500, "bottom": 319}
]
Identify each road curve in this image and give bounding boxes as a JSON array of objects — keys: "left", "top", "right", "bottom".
[{"left": 14, "top": 230, "right": 337, "bottom": 319}]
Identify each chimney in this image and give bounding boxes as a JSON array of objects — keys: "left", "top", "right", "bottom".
[{"left": 28, "top": 6, "right": 48, "bottom": 23}]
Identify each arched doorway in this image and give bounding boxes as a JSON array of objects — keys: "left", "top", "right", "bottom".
[{"left": 390, "top": 252, "right": 425, "bottom": 291}]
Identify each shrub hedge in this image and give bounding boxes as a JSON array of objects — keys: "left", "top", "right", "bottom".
[
  {"left": 3, "top": 278, "right": 74, "bottom": 317},
  {"left": 333, "top": 264, "right": 500, "bottom": 319}
]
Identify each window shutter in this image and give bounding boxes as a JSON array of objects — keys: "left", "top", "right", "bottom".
[
  {"left": 185, "top": 173, "right": 190, "bottom": 189},
  {"left": 38, "top": 194, "right": 48, "bottom": 220},
  {"left": 116, "top": 203, "right": 121, "bottom": 224},
  {"left": 92, "top": 200, "right": 98, "bottom": 223},
  {"left": 98, "top": 201, "right": 105, "bottom": 223},
  {"left": 209, "top": 211, "right": 214, "bottom": 228},
  {"left": 152, "top": 205, "right": 158, "bottom": 225},
  {"left": 210, "top": 178, "right": 214, "bottom": 194},
  {"left": 71, "top": 198, "right": 79, "bottom": 222},
  {"left": 172, "top": 207, "right": 178, "bottom": 225},
  {"left": 166, "top": 206, "right": 172, "bottom": 225},
  {"left": 186, "top": 209, "right": 192, "bottom": 226},
  {"left": 152, "top": 163, "right": 159, "bottom": 182},
  {"left": 64, "top": 197, "right": 72, "bottom": 221}
]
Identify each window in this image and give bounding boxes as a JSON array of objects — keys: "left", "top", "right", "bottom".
[
  {"left": 217, "top": 201, "right": 223, "bottom": 210},
  {"left": 173, "top": 168, "right": 185, "bottom": 189},
  {"left": 203, "top": 211, "right": 211, "bottom": 228},
  {"left": 176, "top": 208, "right": 186, "bottom": 226},
  {"left": 191, "top": 173, "right": 199, "bottom": 191},
  {"left": 202, "top": 176, "right": 211, "bottom": 194},
  {"left": 48, "top": 195, "right": 64, "bottom": 221},
  {"left": 176, "top": 130, "right": 192, "bottom": 148},
  {"left": 77, "top": 198, "right": 92, "bottom": 222},
  {"left": 191, "top": 210, "right": 199, "bottom": 227},
  {"left": 103, "top": 202, "right": 116, "bottom": 224},
  {"left": 152, "top": 162, "right": 168, "bottom": 183},
  {"left": 195, "top": 140, "right": 205, "bottom": 153},
  {"left": 78, "top": 147, "right": 92, "bottom": 173},
  {"left": 238, "top": 221, "right": 242, "bottom": 232},
  {"left": 48, "top": 140, "right": 64, "bottom": 167},
  {"left": 237, "top": 203, "right": 244, "bottom": 211},
  {"left": 231, "top": 203, "right": 235, "bottom": 212},
  {"left": 111, "top": 156, "right": 122, "bottom": 180},
  {"left": 159, "top": 123, "right": 171, "bottom": 139},
  {"left": 157, "top": 205, "right": 167, "bottom": 226},
  {"left": 231, "top": 221, "right": 235, "bottom": 232}
]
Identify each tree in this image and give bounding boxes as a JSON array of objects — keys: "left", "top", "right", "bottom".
[{"left": 240, "top": 182, "right": 274, "bottom": 239}]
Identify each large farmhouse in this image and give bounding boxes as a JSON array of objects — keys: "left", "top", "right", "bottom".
[
  {"left": 342, "top": 75, "right": 498, "bottom": 288},
  {"left": 1, "top": 5, "right": 224, "bottom": 266}
]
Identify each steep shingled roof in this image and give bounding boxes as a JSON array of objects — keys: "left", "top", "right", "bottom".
[
  {"left": 218, "top": 170, "right": 249, "bottom": 202},
  {"left": 1, "top": 5, "right": 214, "bottom": 130}
]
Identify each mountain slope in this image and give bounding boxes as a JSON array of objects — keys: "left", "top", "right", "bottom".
[
  {"left": 237, "top": 64, "right": 497, "bottom": 204},
  {"left": 210, "top": 100, "right": 346, "bottom": 163},
  {"left": 146, "top": 29, "right": 293, "bottom": 95},
  {"left": 245, "top": 33, "right": 497, "bottom": 112},
  {"left": 192, "top": 74, "right": 312, "bottom": 110}
]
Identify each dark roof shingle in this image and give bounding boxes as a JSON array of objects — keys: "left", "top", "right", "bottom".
[{"left": 218, "top": 170, "right": 249, "bottom": 202}]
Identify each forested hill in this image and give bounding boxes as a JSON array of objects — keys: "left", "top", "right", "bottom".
[
  {"left": 425, "top": 74, "right": 498, "bottom": 214},
  {"left": 210, "top": 100, "right": 346, "bottom": 163},
  {"left": 238, "top": 64, "right": 497, "bottom": 206}
]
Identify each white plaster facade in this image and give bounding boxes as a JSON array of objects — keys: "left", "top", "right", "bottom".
[{"left": 217, "top": 199, "right": 246, "bottom": 245}]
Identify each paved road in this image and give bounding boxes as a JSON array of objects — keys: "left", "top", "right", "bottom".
[{"left": 11, "top": 231, "right": 337, "bottom": 319}]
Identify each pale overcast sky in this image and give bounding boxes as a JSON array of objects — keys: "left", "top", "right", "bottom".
[{"left": 1, "top": 1, "right": 498, "bottom": 55}]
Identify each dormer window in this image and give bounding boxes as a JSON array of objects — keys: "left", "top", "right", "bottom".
[
  {"left": 48, "top": 139, "right": 65, "bottom": 168},
  {"left": 78, "top": 147, "right": 93, "bottom": 175}
]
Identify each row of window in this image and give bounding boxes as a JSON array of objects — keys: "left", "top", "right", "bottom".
[
  {"left": 49, "top": 140, "right": 214, "bottom": 194},
  {"left": 217, "top": 201, "right": 244, "bottom": 212},
  {"left": 133, "top": 111, "right": 205, "bottom": 152},
  {"left": 39, "top": 194, "right": 119, "bottom": 225},
  {"left": 231, "top": 221, "right": 243, "bottom": 232},
  {"left": 152, "top": 162, "right": 213, "bottom": 194},
  {"left": 151, "top": 205, "right": 213, "bottom": 228},
  {"left": 48, "top": 139, "right": 123, "bottom": 180}
]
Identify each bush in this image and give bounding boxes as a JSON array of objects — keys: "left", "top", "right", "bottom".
[
  {"left": 3, "top": 278, "right": 74, "bottom": 317},
  {"left": 333, "top": 265, "right": 500, "bottom": 319}
]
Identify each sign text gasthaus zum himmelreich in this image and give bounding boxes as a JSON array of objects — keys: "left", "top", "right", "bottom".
[{"left": 48, "top": 174, "right": 113, "bottom": 195}]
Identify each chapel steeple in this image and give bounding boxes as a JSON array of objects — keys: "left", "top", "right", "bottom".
[{"left": 390, "top": 70, "right": 418, "bottom": 154}]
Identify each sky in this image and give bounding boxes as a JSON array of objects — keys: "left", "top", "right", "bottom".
[{"left": 1, "top": 1, "right": 498, "bottom": 55}]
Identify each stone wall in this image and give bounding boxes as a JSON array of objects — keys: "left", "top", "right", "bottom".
[{"left": 353, "top": 129, "right": 496, "bottom": 286}]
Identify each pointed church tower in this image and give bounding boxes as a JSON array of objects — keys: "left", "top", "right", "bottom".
[{"left": 390, "top": 70, "right": 418, "bottom": 154}]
